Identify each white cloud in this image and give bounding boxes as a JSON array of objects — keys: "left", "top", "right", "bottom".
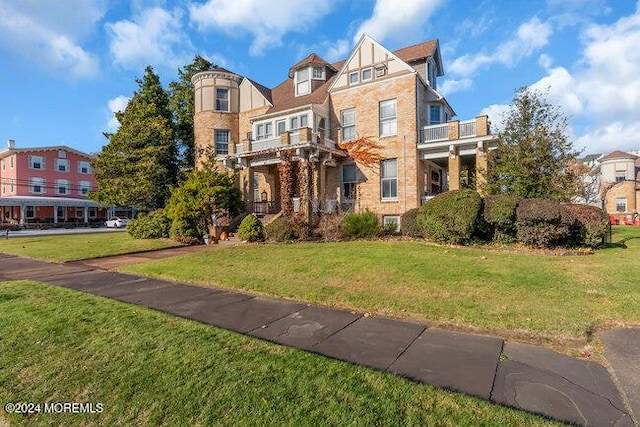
[
  {"left": 0, "top": 0, "right": 103, "bottom": 78},
  {"left": 353, "top": 0, "right": 444, "bottom": 45},
  {"left": 189, "top": 0, "right": 334, "bottom": 56},
  {"left": 538, "top": 53, "right": 553, "bottom": 69},
  {"left": 449, "top": 17, "right": 552, "bottom": 78},
  {"left": 440, "top": 78, "right": 473, "bottom": 95},
  {"left": 106, "top": 95, "right": 130, "bottom": 132},
  {"left": 324, "top": 39, "right": 351, "bottom": 63},
  {"left": 480, "top": 104, "right": 512, "bottom": 133},
  {"left": 478, "top": 6, "right": 640, "bottom": 154},
  {"left": 106, "top": 7, "right": 193, "bottom": 70}
]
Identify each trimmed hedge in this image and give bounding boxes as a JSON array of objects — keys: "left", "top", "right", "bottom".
[
  {"left": 127, "top": 209, "right": 171, "bottom": 239},
  {"left": 483, "top": 195, "right": 520, "bottom": 243},
  {"left": 563, "top": 204, "right": 609, "bottom": 248},
  {"left": 237, "top": 214, "right": 265, "bottom": 242},
  {"left": 417, "top": 190, "right": 483, "bottom": 244},
  {"left": 515, "top": 199, "right": 577, "bottom": 248},
  {"left": 341, "top": 210, "right": 379, "bottom": 239},
  {"left": 400, "top": 208, "right": 421, "bottom": 237},
  {"left": 264, "top": 215, "right": 296, "bottom": 242}
]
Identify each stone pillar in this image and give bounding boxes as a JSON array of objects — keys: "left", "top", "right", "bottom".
[
  {"left": 448, "top": 120, "right": 460, "bottom": 140},
  {"left": 448, "top": 145, "right": 461, "bottom": 191},
  {"left": 475, "top": 142, "right": 488, "bottom": 194},
  {"left": 243, "top": 140, "right": 251, "bottom": 154},
  {"left": 280, "top": 131, "right": 290, "bottom": 146},
  {"left": 476, "top": 115, "right": 489, "bottom": 137},
  {"left": 229, "top": 140, "right": 236, "bottom": 155},
  {"left": 299, "top": 127, "right": 312, "bottom": 143}
]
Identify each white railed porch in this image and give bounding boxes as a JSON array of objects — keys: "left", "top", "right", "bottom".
[{"left": 420, "top": 119, "right": 480, "bottom": 144}]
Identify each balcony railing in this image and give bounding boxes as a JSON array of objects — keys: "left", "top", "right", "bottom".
[
  {"left": 420, "top": 115, "right": 490, "bottom": 144},
  {"left": 251, "top": 137, "right": 281, "bottom": 152},
  {"left": 231, "top": 128, "right": 338, "bottom": 157}
]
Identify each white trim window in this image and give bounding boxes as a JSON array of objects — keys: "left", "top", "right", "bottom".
[
  {"left": 79, "top": 181, "right": 91, "bottom": 196},
  {"left": 381, "top": 159, "right": 398, "bottom": 200},
  {"left": 312, "top": 66, "right": 325, "bottom": 80},
  {"left": 427, "top": 59, "right": 437, "bottom": 89},
  {"left": 295, "top": 67, "right": 311, "bottom": 96},
  {"left": 29, "top": 177, "right": 45, "bottom": 194},
  {"left": 29, "top": 155, "right": 45, "bottom": 170},
  {"left": 341, "top": 108, "right": 356, "bottom": 142},
  {"left": 616, "top": 197, "right": 627, "bottom": 213},
  {"left": 300, "top": 114, "right": 308, "bottom": 128},
  {"left": 615, "top": 169, "right": 626, "bottom": 182},
  {"left": 256, "top": 123, "right": 273, "bottom": 140},
  {"left": 26, "top": 206, "right": 35, "bottom": 219},
  {"left": 290, "top": 116, "right": 299, "bottom": 131},
  {"left": 215, "top": 88, "right": 229, "bottom": 111},
  {"left": 276, "top": 120, "right": 286, "bottom": 136},
  {"left": 78, "top": 161, "right": 90, "bottom": 174},
  {"left": 349, "top": 71, "right": 359, "bottom": 85},
  {"left": 55, "top": 179, "right": 70, "bottom": 195},
  {"left": 361, "top": 68, "right": 372, "bottom": 81},
  {"left": 215, "top": 129, "right": 230, "bottom": 154},
  {"left": 380, "top": 99, "right": 397, "bottom": 136},
  {"left": 342, "top": 163, "right": 357, "bottom": 200},
  {"left": 56, "top": 158, "right": 69, "bottom": 172},
  {"left": 383, "top": 215, "right": 400, "bottom": 231}
]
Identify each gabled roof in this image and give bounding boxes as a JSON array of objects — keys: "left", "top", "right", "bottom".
[
  {"left": 393, "top": 39, "right": 438, "bottom": 63},
  {"left": 599, "top": 150, "right": 638, "bottom": 161},
  {"left": 265, "top": 75, "right": 336, "bottom": 115},
  {"left": 0, "top": 145, "right": 95, "bottom": 160},
  {"left": 288, "top": 53, "right": 336, "bottom": 77},
  {"left": 245, "top": 78, "right": 273, "bottom": 105}
]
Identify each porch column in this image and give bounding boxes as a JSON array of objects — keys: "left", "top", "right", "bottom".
[
  {"left": 83, "top": 206, "right": 89, "bottom": 224},
  {"left": 320, "top": 162, "right": 327, "bottom": 207},
  {"left": 475, "top": 141, "right": 488, "bottom": 194},
  {"left": 448, "top": 145, "right": 461, "bottom": 191},
  {"left": 53, "top": 204, "right": 58, "bottom": 224},
  {"left": 246, "top": 166, "right": 255, "bottom": 213},
  {"left": 19, "top": 203, "right": 25, "bottom": 225}
]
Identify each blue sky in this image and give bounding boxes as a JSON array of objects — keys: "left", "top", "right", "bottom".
[{"left": 1, "top": 0, "right": 639, "bottom": 156}]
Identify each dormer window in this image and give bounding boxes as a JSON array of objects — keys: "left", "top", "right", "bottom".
[
  {"left": 312, "top": 66, "right": 325, "bottom": 80},
  {"left": 295, "top": 68, "right": 311, "bottom": 96}
]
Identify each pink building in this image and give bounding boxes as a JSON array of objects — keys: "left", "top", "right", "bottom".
[{"left": 0, "top": 140, "right": 106, "bottom": 226}]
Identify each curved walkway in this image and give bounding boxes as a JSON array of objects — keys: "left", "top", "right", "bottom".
[{"left": 0, "top": 251, "right": 636, "bottom": 426}]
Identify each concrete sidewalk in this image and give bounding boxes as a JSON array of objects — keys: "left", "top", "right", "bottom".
[{"left": 1, "top": 252, "right": 636, "bottom": 426}]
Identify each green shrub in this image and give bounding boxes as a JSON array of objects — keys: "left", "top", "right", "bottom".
[
  {"left": 416, "top": 190, "right": 483, "bottom": 244},
  {"left": 237, "top": 214, "right": 265, "bottom": 242},
  {"left": 169, "top": 217, "right": 202, "bottom": 245},
  {"left": 563, "top": 204, "right": 609, "bottom": 247},
  {"left": 341, "top": 210, "right": 380, "bottom": 239},
  {"left": 400, "top": 208, "right": 421, "bottom": 237},
  {"left": 515, "top": 199, "right": 577, "bottom": 248},
  {"left": 484, "top": 195, "right": 521, "bottom": 243},
  {"left": 127, "top": 209, "right": 171, "bottom": 239},
  {"left": 264, "top": 215, "right": 296, "bottom": 242}
]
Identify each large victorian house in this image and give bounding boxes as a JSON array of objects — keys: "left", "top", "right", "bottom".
[{"left": 192, "top": 35, "right": 498, "bottom": 227}]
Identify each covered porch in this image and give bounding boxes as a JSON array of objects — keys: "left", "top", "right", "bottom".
[{"left": 0, "top": 196, "right": 105, "bottom": 227}]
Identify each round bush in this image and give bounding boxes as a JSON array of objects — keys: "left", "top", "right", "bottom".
[
  {"left": 516, "top": 199, "right": 577, "bottom": 248},
  {"left": 416, "top": 190, "right": 483, "bottom": 244},
  {"left": 127, "top": 209, "right": 171, "bottom": 239},
  {"left": 483, "top": 195, "right": 520, "bottom": 243},
  {"left": 400, "top": 208, "right": 421, "bottom": 237},
  {"left": 341, "top": 210, "right": 379, "bottom": 239},
  {"left": 237, "top": 214, "right": 265, "bottom": 242},
  {"left": 563, "top": 204, "right": 609, "bottom": 248},
  {"left": 264, "top": 215, "right": 296, "bottom": 242},
  {"left": 169, "top": 217, "right": 201, "bottom": 245}
]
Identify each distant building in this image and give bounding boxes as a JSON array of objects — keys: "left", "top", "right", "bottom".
[
  {"left": 597, "top": 150, "right": 640, "bottom": 219},
  {"left": 0, "top": 140, "right": 106, "bottom": 225}
]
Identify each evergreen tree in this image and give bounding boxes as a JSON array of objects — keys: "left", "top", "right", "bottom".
[
  {"left": 169, "top": 55, "right": 215, "bottom": 171},
  {"left": 484, "top": 88, "right": 581, "bottom": 201},
  {"left": 92, "top": 66, "right": 177, "bottom": 210}
]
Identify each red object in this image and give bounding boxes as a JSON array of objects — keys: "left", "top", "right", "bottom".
[{"left": 609, "top": 215, "right": 619, "bottom": 225}]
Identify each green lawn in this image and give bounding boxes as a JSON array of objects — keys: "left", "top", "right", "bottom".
[
  {"left": 0, "top": 232, "right": 181, "bottom": 262},
  {"left": 0, "top": 281, "right": 558, "bottom": 426},
  {"left": 122, "top": 226, "right": 640, "bottom": 356}
]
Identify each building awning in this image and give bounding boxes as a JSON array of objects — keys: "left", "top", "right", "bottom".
[{"left": 0, "top": 196, "right": 102, "bottom": 208}]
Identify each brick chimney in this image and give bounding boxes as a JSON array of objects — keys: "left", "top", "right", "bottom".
[{"left": 7, "top": 139, "right": 15, "bottom": 149}]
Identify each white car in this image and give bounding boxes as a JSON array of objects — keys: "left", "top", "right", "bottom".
[{"left": 105, "top": 217, "right": 129, "bottom": 228}]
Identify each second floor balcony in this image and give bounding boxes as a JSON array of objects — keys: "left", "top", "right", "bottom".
[
  {"left": 419, "top": 115, "right": 493, "bottom": 145},
  {"left": 233, "top": 127, "right": 338, "bottom": 157}
]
